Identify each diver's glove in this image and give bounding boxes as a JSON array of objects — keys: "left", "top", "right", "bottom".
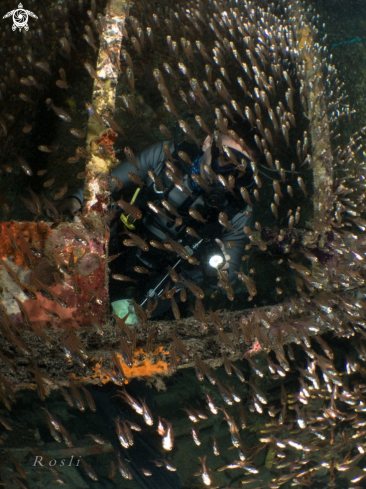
[
  {"left": 55, "top": 197, "right": 82, "bottom": 216},
  {"left": 111, "top": 299, "right": 138, "bottom": 325}
]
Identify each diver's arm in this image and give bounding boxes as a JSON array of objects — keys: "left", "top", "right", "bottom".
[
  {"left": 111, "top": 140, "right": 173, "bottom": 187},
  {"left": 67, "top": 141, "right": 173, "bottom": 206}
]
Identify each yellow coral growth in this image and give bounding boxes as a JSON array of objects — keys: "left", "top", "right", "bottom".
[{"left": 298, "top": 24, "right": 313, "bottom": 69}]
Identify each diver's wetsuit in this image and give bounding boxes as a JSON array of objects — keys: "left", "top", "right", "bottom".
[{"left": 71, "top": 140, "right": 253, "bottom": 307}]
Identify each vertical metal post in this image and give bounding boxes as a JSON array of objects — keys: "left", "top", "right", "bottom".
[{"left": 296, "top": 17, "right": 334, "bottom": 246}]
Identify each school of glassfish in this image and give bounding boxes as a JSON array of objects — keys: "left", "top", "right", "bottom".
[{"left": 1, "top": 0, "right": 366, "bottom": 487}]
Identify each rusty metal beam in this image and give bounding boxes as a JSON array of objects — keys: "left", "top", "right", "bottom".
[
  {"left": 1, "top": 298, "right": 331, "bottom": 391},
  {"left": 296, "top": 10, "right": 334, "bottom": 240},
  {"left": 83, "top": 0, "right": 127, "bottom": 208}
]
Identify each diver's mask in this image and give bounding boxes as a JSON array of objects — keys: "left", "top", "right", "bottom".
[{"left": 210, "top": 140, "right": 248, "bottom": 174}]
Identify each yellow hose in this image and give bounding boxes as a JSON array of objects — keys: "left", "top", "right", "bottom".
[{"left": 120, "top": 188, "right": 141, "bottom": 230}]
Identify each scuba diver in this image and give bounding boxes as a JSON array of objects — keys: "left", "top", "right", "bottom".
[{"left": 58, "top": 117, "right": 256, "bottom": 318}]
